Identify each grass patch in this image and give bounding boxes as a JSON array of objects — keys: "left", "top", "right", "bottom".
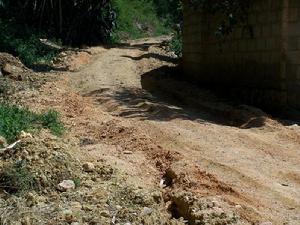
[
  {"left": 73, "top": 178, "right": 81, "bottom": 188},
  {"left": 0, "top": 19, "right": 60, "bottom": 67},
  {"left": 0, "top": 103, "right": 64, "bottom": 143},
  {"left": 0, "top": 161, "right": 38, "bottom": 195},
  {"left": 111, "top": 0, "right": 170, "bottom": 41}
]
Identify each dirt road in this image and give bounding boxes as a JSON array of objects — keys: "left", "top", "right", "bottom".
[{"left": 69, "top": 37, "right": 300, "bottom": 225}]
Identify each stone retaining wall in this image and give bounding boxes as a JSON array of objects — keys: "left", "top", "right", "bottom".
[{"left": 183, "top": 0, "right": 299, "bottom": 110}]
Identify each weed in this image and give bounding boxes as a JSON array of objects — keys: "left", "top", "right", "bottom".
[
  {"left": 168, "top": 33, "right": 182, "bottom": 57},
  {"left": 73, "top": 178, "right": 81, "bottom": 188},
  {"left": 39, "top": 110, "right": 65, "bottom": 136},
  {"left": 0, "top": 161, "right": 38, "bottom": 194},
  {"left": 0, "top": 103, "right": 64, "bottom": 143}
]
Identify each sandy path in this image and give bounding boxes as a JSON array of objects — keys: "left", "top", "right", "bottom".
[{"left": 70, "top": 37, "right": 300, "bottom": 225}]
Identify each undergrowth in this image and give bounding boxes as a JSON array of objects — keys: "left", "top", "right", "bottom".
[
  {"left": 0, "top": 19, "right": 60, "bottom": 68},
  {"left": 169, "top": 33, "right": 182, "bottom": 57},
  {"left": 0, "top": 161, "right": 38, "bottom": 195},
  {"left": 111, "top": 0, "right": 170, "bottom": 41},
  {"left": 0, "top": 103, "right": 64, "bottom": 143}
]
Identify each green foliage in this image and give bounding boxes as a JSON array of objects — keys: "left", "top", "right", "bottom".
[
  {"left": 0, "top": 103, "right": 64, "bottom": 143},
  {"left": 190, "top": 0, "right": 251, "bottom": 36},
  {"left": 0, "top": 161, "right": 37, "bottom": 194},
  {"left": 153, "top": 0, "right": 182, "bottom": 27},
  {"left": 39, "top": 110, "right": 65, "bottom": 137},
  {"left": 169, "top": 33, "right": 182, "bottom": 57},
  {"left": 0, "top": 0, "right": 116, "bottom": 46},
  {"left": 0, "top": 19, "right": 59, "bottom": 67},
  {"left": 73, "top": 178, "right": 81, "bottom": 188},
  {"left": 112, "top": 0, "right": 170, "bottom": 40}
]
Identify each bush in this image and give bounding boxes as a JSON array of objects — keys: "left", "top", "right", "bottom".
[
  {"left": 169, "top": 33, "right": 182, "bottom": 57},
  {"left": 112, "top": 0, "right": 170, "bottom": 40},
  {"left": 0, "top": 103, "right": 64, "bottom": 143},
  {"left": 153, "top": 0, "right": 182, "bottom": 27},
  {"left": 0, "top": 0, "right": 116, "bottom": 46},
  {"left": 0, "top": 19, "right": 59, "bottom": 67}
]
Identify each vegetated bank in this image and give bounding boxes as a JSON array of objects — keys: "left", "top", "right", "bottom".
[{"left": 0, "top": 0, "right": 182, "bottom": 68}]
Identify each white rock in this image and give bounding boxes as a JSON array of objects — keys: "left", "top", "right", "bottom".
[
  {"left": 19, "top": 131, "right": 33, "bottom": 139},
  {"left": 60, "top": 52, "right": 67, "bottom": 57},
  {"left": 141, "top": 207, "right": 153, "bottom": 216},
  {"left": 71, "top": 223, "right": 80, "bottom": 225},
  {"left": 235, "top": 204, "right": 242, "bottom": 209},
  {"left": 57, "top": 180, "right": 76, "bottom": 192},
  {"left": 83, "top": 162, "right": 95, "bottom": 172},
  {"left": 0, "top": 136, "right": 7, "bottom": 147},
  {"left": 2, "top": 63, "right": 23, "bottom": 75},
  {"left": 159, "top": 179, "right": 166, "bottom": 188}
]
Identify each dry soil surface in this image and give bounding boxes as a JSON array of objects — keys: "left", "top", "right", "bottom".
[
  {"left": 3, "top": 36, "right": 299, "bottom": 225},
  {"left": 68, "top": 37, "right": 300, "bottom": 225}
]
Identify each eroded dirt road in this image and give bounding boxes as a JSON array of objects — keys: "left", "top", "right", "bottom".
[{"left": 69, "top": 37, "right": 300, "bottom": 225}]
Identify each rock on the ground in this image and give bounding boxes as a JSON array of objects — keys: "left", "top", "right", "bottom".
[
  {"left": 2, "top": 63, "right": 23, "bottom": 75},
  {"left": 62, "top": 209, "right": 75, "bottom": 223},
  {"left": 70, "top": 201, "right": 82, "bottom": 210},
  {"left": 19, "top": 131, "right": 33, "bottom": 139},
  {"left": 21, "top": 217, "right": 31, "bottom": 225},
  {"left": 71, "top": 223, "right": 80, "bottom": 225},
  {"left": 100, "top": 210, "right": 110, "bottom": 218},
  {"left": 57, "top": 180, "right": 76, "bottom": 192},
  {"left": 0, "top": 136, "right": 7, "bottom": 147},
  {"left": 141, "top": 207, "right": 154, "bottom": 216},
  {"left": 83, "top": 162, "right": 95, "bottom": 172}
]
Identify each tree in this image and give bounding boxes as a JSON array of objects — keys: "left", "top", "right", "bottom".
[
  {"left": 0, "top": 0, "right": 116, "bottom": 45},
  {"left": 189, "top": 0, "right": 251, "bottom": 36}
]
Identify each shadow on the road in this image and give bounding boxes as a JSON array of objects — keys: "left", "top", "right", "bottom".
[
  {"left": 30, "top": 64, "right": 69, "bottom": 72},
  {"left": 83, "top": 62, "right": 300, "bottom": 128},
  {"left": 83, "top": 65, "right": 278, "bottom": 128},
  {"left": 84, "top": 86, "right": 203, "bottom": 122},
  {"left": 104, "top": 40, "right": 169, "bottom": 52},
  {"left": 122, "top": 53, "right": 178, "bottom": 64}
]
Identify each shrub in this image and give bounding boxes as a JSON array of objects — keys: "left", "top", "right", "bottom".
[
  {"left": 0, "top": 0, "right": 116, "bottom": 46},
  {"left": 0, "top": 19, "right": 59, "bottom": 67},
  {"left": 0, "top": 103, "right": 64, "bottom": 143},
  {"left": 111, "top": 0, "right": 170, "bottom": 40},
  {"left": 169, "top": 33, "right": 182, "bottom": 57}
]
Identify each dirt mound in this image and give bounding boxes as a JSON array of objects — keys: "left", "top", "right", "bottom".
[
  {"left": 0, "top": 53, "right": 25, "bottom": 69},
  {"left": 167, "top": 191, "right": 241, "bottom": 225},
  {"left": 0, "top": 129, "right": 181, "bottom": 225}
]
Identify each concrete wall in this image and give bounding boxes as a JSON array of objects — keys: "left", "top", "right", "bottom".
[{"left": 183, "top": 0, "right": 300, "bottom": 110}]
